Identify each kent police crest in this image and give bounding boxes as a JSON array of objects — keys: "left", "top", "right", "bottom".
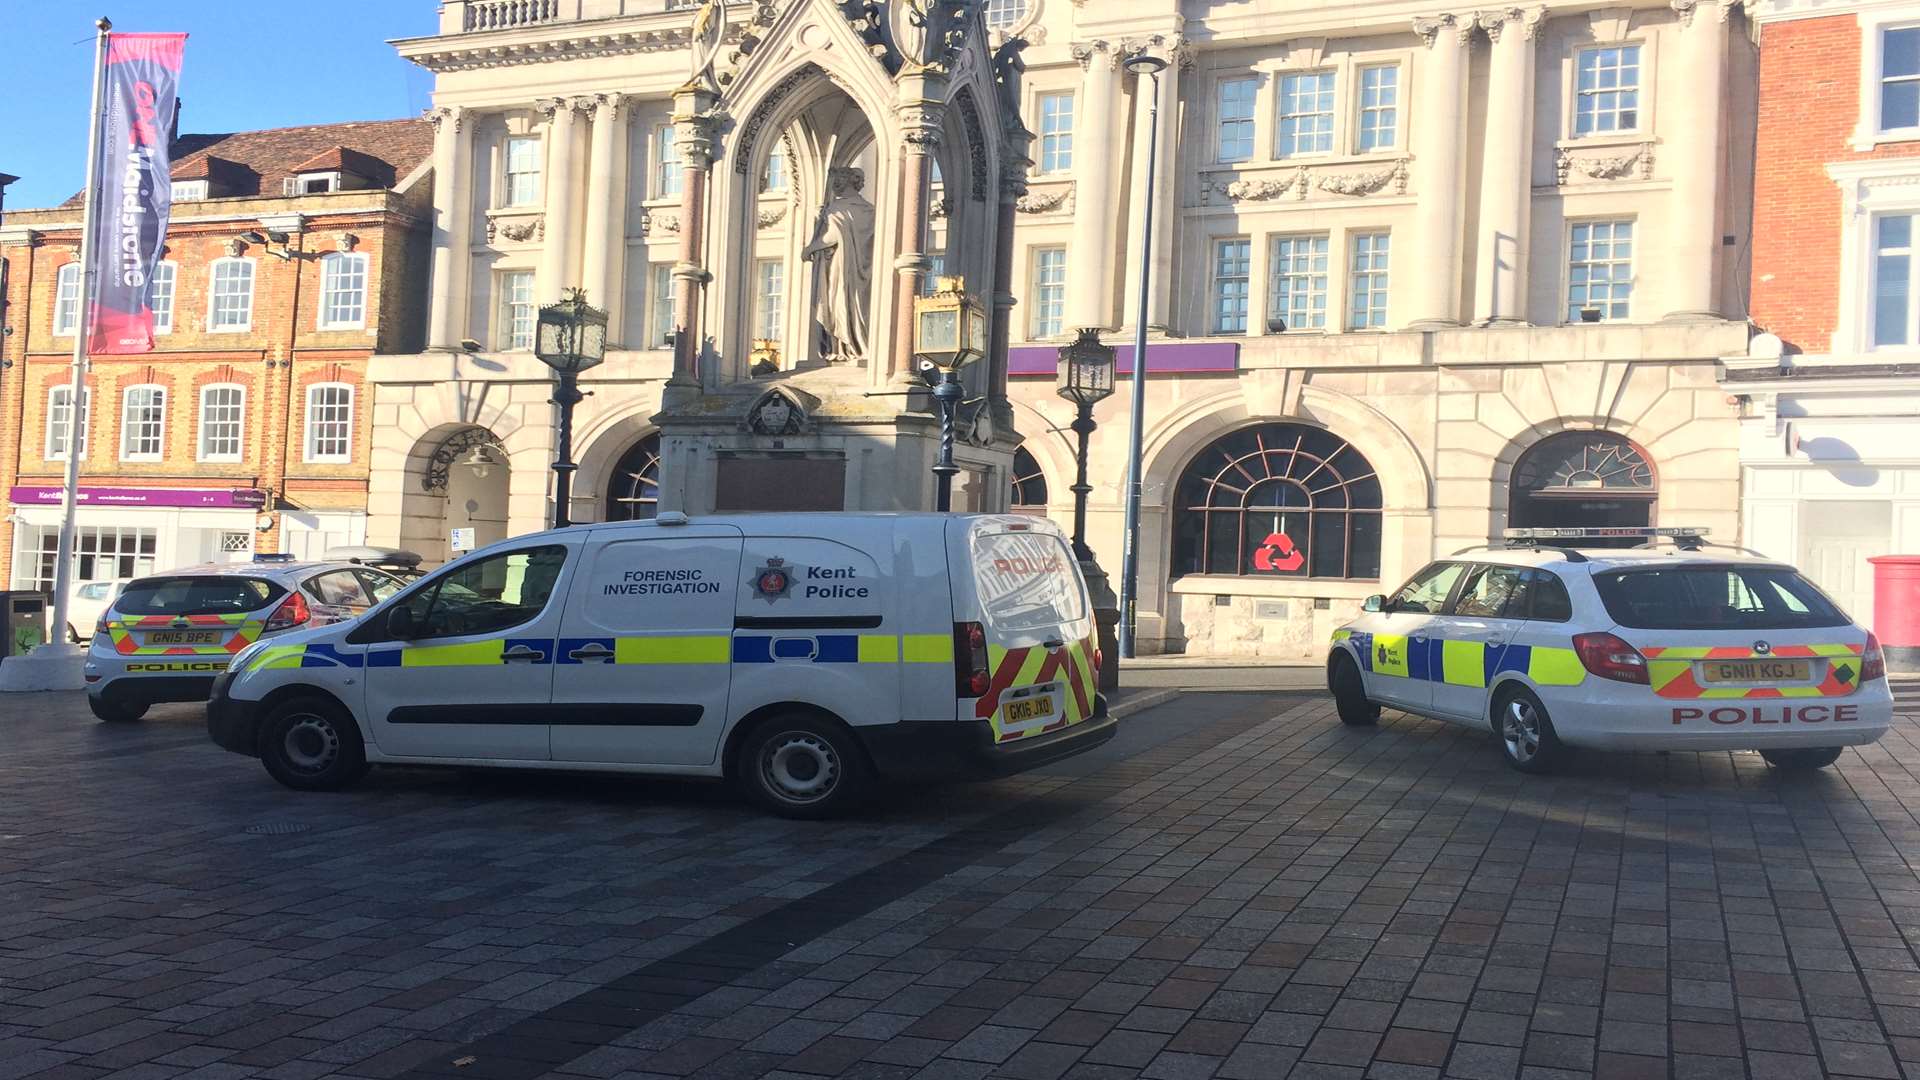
[{"left": 752, "top": 557, "right": 793, "bottom": 602}]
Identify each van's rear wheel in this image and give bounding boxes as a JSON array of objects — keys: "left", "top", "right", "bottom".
[
  {"left": 1759, "top": 746, "right": 1844, "bottom": 770},
  {"left": 1329, "top": 653, "right": 1379, "bottom": 727},
  {"left": 737, "top": 714, "right": 870, "bottom": 819},
  {"left": 258, "top": 697, "right": 368, "bottom": 792}
]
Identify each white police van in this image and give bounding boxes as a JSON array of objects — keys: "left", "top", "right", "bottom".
[
  {"left": 1326, "top": 528, "right": 1895, "bottom": 773},
  {"left": 208, "top": 513, "right": 1110, "bottom": 817}
]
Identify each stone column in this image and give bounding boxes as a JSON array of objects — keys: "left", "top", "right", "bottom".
[
  {"left": 1473, "top": 9, "right": 1543, "bottom": 325},
  {"left": 537, "top": 97, "right": 582, "bottom": 303},
  {"left": 669, "top": 88, "right": 718, "bottom": 390},
  {"left": 891, "top": 89, "right": 942, "bottom": 383},
  {"left": 1407, "top": 14, "right": 1471, "bottom": 329},
  {"left": 1067, "top": 40, "right": 1118, "bottom": 332},
  {"left": 581, "top": 93, "right": 627, "bottom": 333},
  {"left": 426, "top": 105, "right": 471, "bottom": 351},
  {"left": 1120, "top": 35, "right": 1187, "bottom": 333},
  {"left": 1664, "top": 0, "right": 1732, "bottom": 320}
]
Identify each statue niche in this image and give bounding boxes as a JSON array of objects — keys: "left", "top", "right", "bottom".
[{"left": 801, "top": 165, "right": 876, "bottom": 363}]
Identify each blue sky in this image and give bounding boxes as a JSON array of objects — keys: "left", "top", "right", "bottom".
[{"left": 1, "top": 2, "right": 440, "bottom": 210}]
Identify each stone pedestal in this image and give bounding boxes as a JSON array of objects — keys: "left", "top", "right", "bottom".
[{"left": 0, "top": 643, "right": 86, "bottom": 693}]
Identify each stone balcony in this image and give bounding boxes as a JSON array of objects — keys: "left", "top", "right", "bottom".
[{"left": 439, "top": 0, "right": 747, "bottom": 34}]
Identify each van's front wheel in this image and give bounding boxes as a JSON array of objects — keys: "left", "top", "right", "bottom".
[
  {"left": 259, "top": 697, "right": 368, "bottom": 792},
  {"left": 737, "top": 715, "right": 870, "bottom": 819}
]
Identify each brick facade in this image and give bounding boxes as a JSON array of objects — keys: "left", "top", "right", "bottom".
[
  {"left": 0, "top": 120, "right": 431, "bottom": 591},
  {"left": 1751, "top": 14, "right": 1920, "bottom": 352}
]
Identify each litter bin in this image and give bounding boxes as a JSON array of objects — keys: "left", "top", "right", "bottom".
[
  {"left": 1869, "top": 556, "right": 1920, "bottom": 674},
  {"left": 0, "top": 591, "right": 51, "bottom": 659}
]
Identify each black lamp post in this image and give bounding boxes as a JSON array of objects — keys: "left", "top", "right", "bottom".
[
  {"left": 1056, "top": 328, "right": 1115, "bottom": 561},
  {"left": 914, "top": 277, "right": 987, "bottom": 511},
  {"left": 534, "top": 288, "right": 608, "bottom": 529}
]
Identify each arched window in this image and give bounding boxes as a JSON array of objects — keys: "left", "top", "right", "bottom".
[
  {"left": 606, "top": 434, "right": 662, "bottom": 521},
  {"left": 1172, "top": 423, "right": 1383, "bottom": 579},
  {"left": 1509, "top": 431, "right": 1655, "bottom": 544},
  {"left": 1009, "top": 445, "right": 1048, "bottom": 512}
]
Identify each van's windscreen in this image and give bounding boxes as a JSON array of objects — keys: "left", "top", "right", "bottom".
[{"left": 970, "top": 531, "right": 1086, "bottom": 633}]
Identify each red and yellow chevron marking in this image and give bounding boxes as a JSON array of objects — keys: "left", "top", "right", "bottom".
[
  {"left": 976, "top": 635, "right": 1099, "bottom": 743},
  {"left": 1642, "top": 642, "right": 1865, "bottom": 700},
  {"left": 107, "top": 614, "right": 264, "bottom": 657}
]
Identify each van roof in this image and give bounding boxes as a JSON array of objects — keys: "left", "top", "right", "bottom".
[{"left": 519, "top": 511, "right": 1061, "bottom": 538}]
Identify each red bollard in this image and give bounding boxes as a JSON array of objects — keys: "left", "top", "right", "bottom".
[{"left": 1869, "top": 556, "right": 1920, "bottom": 674}]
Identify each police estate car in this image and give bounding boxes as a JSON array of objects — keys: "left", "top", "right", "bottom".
[
  {"left": 204, "top": 513, "right": 1112, "bottom": 818},
  {"left": 85, "top": 556, "right": 406, "bottom": 722},
  {"left": 1326, "top": 528, "right": 1894, "bottom": 773}
]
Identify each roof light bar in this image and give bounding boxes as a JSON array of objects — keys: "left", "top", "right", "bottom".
[{"left": 1502, "top": 527, "right": 1709, "bottom": 540}]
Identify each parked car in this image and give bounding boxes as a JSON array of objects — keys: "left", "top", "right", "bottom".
[
  {"left": 1326, "top": 527, "right": 1893, "bottom": 773},
  {"left": 63, "top": 578, "right": 130, "bottom": 642},
  {"left": 84, "top": 555, "right": 405, "bottom": 722},
  {"left": 322, "top": 545, "right": 427, "bottom": 581}
]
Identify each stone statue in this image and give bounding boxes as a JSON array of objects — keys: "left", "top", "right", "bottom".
[
  {"left": 801, "top": 166, "right": 876, "bottom": 362},
  {"left": 684, "top": 0, "right": 728, "bottom": 94}
]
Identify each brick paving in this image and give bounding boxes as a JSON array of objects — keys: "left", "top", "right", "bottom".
[{"left": 3, "top": 689, "right": 1920, "bottom": 1079}]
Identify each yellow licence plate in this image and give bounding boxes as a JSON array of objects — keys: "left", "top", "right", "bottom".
[
  {"left": 1699, "top": 659, "right": 1811, "bottom": 683},
  {"left": 145, "top": 630, "right": 223, "bottom": 645},
  {"left": 1005, "top": 697, "right": 1055, "bottom": 724}
]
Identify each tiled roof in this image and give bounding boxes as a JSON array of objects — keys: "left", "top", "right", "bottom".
[{"left": 62, "top": 117, "right": 432, "bottom": 205}]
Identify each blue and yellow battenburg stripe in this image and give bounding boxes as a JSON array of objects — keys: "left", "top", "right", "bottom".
[
  {"left": 1335, "top": 628, "right": 1584, "bottom": 687},
  {"left": 241, "top": 634, "right": 955, "bottom": 673}
]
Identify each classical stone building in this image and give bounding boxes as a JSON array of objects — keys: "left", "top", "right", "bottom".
[
  {"left": 384, "top": 0, "right": 1755, "bottom": 656},
  {"left": 0, "top": 121, "right": 432, "bottom": 617},
  {"left": 1730, "top": 0, "right": 1920, "bottom": 632}
]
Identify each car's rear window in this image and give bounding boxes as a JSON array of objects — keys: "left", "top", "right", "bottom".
[
  {"left": 1593, "top": 565, "right": 1849, "bottom": 630},
  {"left": 115, "top": 576, "right": 281, "bottom": 617},
  {"left": 970, "top": 530, "right": 1087, "bottom": 634}
]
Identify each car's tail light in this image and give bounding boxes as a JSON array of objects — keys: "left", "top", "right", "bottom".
[
  {"left": 1863, "top": 632, "right": 1887, "bottom": 682},
  {"left": 264, "top": 592, "right": 310, "bottom": 633},
  {"left": 955, "top": 621, "right": 990, "bottom": 698},
  {"left": 94, "top": 615, "right": 110, "bottom": 638},
  {"left": 1572, "top": 631, "right": 1649, "bottom": 684},
  {"left": 1093, "top": 647, "right": 1104, "bottom": 677}
]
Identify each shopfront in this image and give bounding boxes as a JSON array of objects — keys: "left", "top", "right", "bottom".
[{"left": 6, "top": 486, "right": 269, "bottom": 593}]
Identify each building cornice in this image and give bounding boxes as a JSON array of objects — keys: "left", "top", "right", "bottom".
[
  {"left": 1750, "top": 0, "right": 1917, "bottom": 24},
  {"left": 390, "top": 17, "right": 699, "bottom": 73}
]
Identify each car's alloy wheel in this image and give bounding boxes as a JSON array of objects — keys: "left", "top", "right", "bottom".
[{"left": 1502, "top": 697, "right": 1542, "bottom": 764}]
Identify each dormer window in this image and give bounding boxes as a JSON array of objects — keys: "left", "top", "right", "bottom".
[
  {"left": 298, "top": 172, "right": 341, "bottom": 194},
  {"left": 172, "top": 180, "right": 208, "bottom": 202}
]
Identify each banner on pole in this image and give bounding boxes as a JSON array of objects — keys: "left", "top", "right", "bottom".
[{"left": 88, "top": 32, "right": 186, "bottom": 355}]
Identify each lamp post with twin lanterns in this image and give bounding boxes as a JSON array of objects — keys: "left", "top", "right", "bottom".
[
  {"left": 1055, "top": 328, "right": 1115, "bottom": 560},
  {"left": 534, "top": 288, "right": 609, "bottom": 529},
  {"left": 913, "top": 277, "right": 987, "bottom": 512}
]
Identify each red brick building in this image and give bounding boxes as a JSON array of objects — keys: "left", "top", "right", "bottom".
[
  {"left": 0, "top": 119, "right": 432, "bottom": 617},
  {"left": 1734, "top": 0, "right": 1920, "bottom": 626}
]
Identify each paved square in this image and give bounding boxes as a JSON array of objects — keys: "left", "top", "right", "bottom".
[{"left": 4, "top": 686, "right": 1920, "bottom": 1080}]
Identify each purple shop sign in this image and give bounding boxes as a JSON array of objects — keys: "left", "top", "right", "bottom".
[
  {"left": 9, "top": 486, "right": 267, "bottom": 509},
  {"left": 1007, "top": 341, "right": 1239, "bottom": 378}
]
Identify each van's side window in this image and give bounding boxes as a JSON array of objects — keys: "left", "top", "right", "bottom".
[{"left": 403, "top": 546, "right": 567, "bottom": 639}]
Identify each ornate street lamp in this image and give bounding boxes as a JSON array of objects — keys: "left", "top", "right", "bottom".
[
  {"left": 914, "top": 277, "right": 987, "bottom": 512},
  {"left": 1056, "top": 328, "right": 1115, "bottom": 561},
  {"left": 534, "top": 287, "right": 609, "bottom": 529}
]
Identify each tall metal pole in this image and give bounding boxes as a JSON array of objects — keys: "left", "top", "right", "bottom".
[
  {"left": 1118, "top": 58, "right": 1163, "bottom": 659},
  {"left": 550, "top": 369, "right": 580, "bottom": 530},
  {"left": 49, "top": 17, "right": 112, "bottom": 646}
]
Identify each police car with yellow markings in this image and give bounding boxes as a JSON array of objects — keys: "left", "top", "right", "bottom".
[
  {"left": 85, "top": 556, "right": 406, "bottom": 723},
  {"left": 1326, "top": 528, "right": 1895, "bottom": 772},
  {"left": 206, "top": 512, "right": 1111, "bottom": 817}
]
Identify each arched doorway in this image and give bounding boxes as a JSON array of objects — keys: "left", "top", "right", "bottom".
[
  {"left": 605, "top": 434, "right": 662, "bottom": 521},
  {"left": 1009, "top": 445, "right": 1048, "bottom": 514},
  {"left": 426, "top": 427, "right": 509, "bottom": 550},
  {"left": 1171, "top": 423, "right": 1384, "bottom": 580},
  {"left": 1509, "top": 431, "right": 1655, "bottom": 545}
]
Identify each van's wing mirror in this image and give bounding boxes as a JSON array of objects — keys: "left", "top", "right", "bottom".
[
  {"left": 385, "top": 604, "right": 417, "bottom": 639},
  {"left": 1362, "top": 594, "right": 1386, "bottom": 613}
]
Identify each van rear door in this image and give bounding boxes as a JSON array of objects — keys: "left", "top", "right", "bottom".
[{"left": 954, "top": 518, "right": 1098, "bottom": 743}]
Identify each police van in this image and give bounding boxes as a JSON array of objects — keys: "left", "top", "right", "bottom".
[
  {"left": 1326, "top": 528, "right": 1895, "bottom": 773},
  {"left": 207, "top": 513, "right": 1111, "bottom": 817}
]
